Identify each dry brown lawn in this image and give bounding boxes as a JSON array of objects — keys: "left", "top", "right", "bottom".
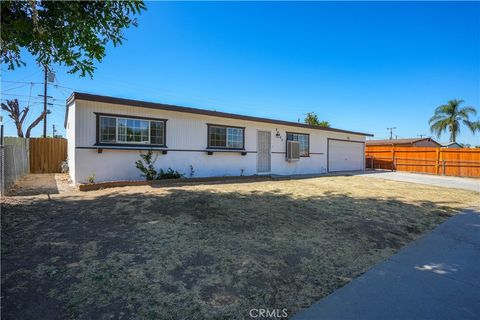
[{"left": 2, "top": 175, "right": 478, "bottom": 319}]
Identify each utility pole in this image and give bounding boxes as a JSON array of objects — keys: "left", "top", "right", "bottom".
[
  {"left": 52, "top": 124, "right": 56, "bottom": 138},
  {"left": 43, "top": 64, "right": 48, "bottom": 137},
  {"left": 387, "top": 127, "right": 396, "bottom": 140},
  {"left": 417, "top": 134, "right": 425, "bottom": 138}
]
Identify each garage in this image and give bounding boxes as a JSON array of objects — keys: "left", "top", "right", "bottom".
[{"left": 328, "top": 139, "right": 365, "bottom": 172}]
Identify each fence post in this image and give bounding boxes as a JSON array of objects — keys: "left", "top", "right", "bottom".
[
  {"left": 435, "top": 148, "right": 440, "bottom": 175},
  {"left": 391, "top": 146, "right": 395, "bottom": 171},
  {"left": 442, "top": 160, "right": 446, "bottom": 176}
]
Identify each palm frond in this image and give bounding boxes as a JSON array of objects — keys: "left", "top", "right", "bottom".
[
  {"left": 433, "top": 104, "right": 452, "bottom": 116},
  {"left": 457, "top": 106, "right": 477, "bottom": 119},
  {"left": 429, "top": 118, "right": 449, "bottom": 138},
  {"left": 429, "top": 114, "right": 447, "bottom": 125},
  {"left": 463, "top": 120, "right": 480, "bottom": 133}
]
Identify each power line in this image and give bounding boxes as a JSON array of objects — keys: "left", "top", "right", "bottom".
[
  {"left": 1, "top": 82, "right": 31, "bottom": 93},
  {"left": 1, "top": 80, "right": 43, "bottom": 85},
  {"left": 1, "top": 93, "right": 62, "bottom": 101},
  {"left": 0, "top": 98, "right": 63, "bottom": 106}
]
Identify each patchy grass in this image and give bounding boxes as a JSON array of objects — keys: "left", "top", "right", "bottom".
[{"left": 2, "top": 176, "right": 478, "bottom": 319}]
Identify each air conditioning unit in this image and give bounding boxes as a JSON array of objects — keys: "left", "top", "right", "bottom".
[{"left": 286, "top": 140, "right": 300, "bottom": 161}]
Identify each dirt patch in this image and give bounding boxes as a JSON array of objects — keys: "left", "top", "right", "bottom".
[
  {"left": 7, "top": 173, "right": 76, "bottom": 196},
  {"left": 1, "top": 176, "right": 478, "bottom": 319}
]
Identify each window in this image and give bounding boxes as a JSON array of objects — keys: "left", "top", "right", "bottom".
[
  {"left": 208, "top": 125, "right": 244, "bottom": 149},
  {"left": 98, "top": 115, "right": 166, "bottom": 145},
  {"left": 287, "top": 132, "right": 309, "bottom": 156},
  {"left": 118, "top": 118, "right": 149, "bottom": 143},
  {"left": 150, "top": 121, "right": 165, "bottom": 145},
  {"left": 100, "top": 117, "right": 116, "bottom": 142}
]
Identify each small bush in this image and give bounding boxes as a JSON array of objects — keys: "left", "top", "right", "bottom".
[
  {"left": 189, "top": 165, "right": 195, "bottom": 178},
  {"left": 60, "top": 160, "right": 69, "bottom": 173},
  {"left": 157, "top": 168, "right": 184, "bottom": 179},
  {"left": 87, "top": 174, "right": 95, "bottom": 184},
  {"left": 135, "top": 150, "right": 158, "bottom": 181}
]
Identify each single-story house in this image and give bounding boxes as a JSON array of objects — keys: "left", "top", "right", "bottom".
[
  {"left": 440, "top": 142, "right": 463, "bottom": 148},
  {"left": 366, "top": 138, "right": 441, "bottom": 148},
  {"left": 65, "top": 92, "right": 373, "bottom": 183}
]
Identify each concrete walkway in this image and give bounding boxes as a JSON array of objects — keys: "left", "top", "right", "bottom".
[
  {"left": 355, "top": 171, "right": 480, "bottom": 192},
  {"left": 293, "top": 209, "right": 480, "bottom": 320}
]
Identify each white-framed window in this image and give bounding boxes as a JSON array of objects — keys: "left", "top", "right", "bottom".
[
  {"left": 208, "top": 124, "right": 245, "bottom": 149},
  {"left": 98, "top": 115, "right": 166, "bottom": 145},
  {"left": 286, "top": 132, "right": 309, "bottom": 156}
]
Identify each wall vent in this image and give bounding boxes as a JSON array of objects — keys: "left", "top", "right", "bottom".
[{"left": 286, "top": 140, "right": 300, "bottom": 161}]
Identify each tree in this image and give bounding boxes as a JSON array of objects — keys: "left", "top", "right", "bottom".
[
  {"left": 135, "top": 150, "right": 158, "bottom": 181},
  {"left": 429, "top": 100, "right": 479, "bottom": 142},
  {"left": 304, "top": 112, "right": 330, "bottom": 127},
  {"left": 1, "top": 1, "right": 146, "bottom": 77},
  {"left": 1, "top": 99, "right": 49, "bottom": 138}
]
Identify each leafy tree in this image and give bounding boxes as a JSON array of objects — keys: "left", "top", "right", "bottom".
[
  {"left": 304, "top": 112, "right": 330, "bottom": 127},
  {"left": 317, "top": 120, "right": 330, "bottom": 127},
  {"left": 429, "top": 99, "right": 479, "bottom": 142},
  {"left": 1, "top": 99, "right": 49, "bottom": 138},
  {"left": 135, "top": 150, "right": 157, "bottom": 181},
  {"left": 1, "top": 1, "right": 146, "bottom": 77}
]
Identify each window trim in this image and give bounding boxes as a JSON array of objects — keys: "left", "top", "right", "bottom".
[
  {"left": 95, "top": 112, "right": 167, "bottom": 147},
  {"left": 286, "top": 131, "right": 310, "bottom": 157},
  {"left": 207, "top": 123, "right": 245, "bottom": 150}
]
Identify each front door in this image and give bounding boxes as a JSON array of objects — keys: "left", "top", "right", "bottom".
[{"left": 257, "top": 131, "right": 271, "bottom": 173}]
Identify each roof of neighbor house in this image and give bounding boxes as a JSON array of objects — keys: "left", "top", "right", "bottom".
[
  {"left": 440, "top": 142, "right": 463, "bottom": 147},
  {"left": 65, "top": 92, "right": 373, "bottom": 137},
  {"left": 366, "top": 138, "right": 441, "bottom": 146}
]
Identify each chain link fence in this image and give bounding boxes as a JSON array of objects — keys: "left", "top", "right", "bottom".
[{"left": 1, "top": 136, "right": 29, "bottom": 196}]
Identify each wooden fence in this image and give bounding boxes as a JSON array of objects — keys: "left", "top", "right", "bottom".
[
  {"left": 29, "top": 138, "right": 67, "bottom": 173},
  {"left": 365, "top": 146, "right": 480, "bottom": 178}
]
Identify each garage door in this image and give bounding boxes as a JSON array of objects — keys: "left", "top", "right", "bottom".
[{"left": 328, "top": 139, "right": 365, "bottom": 172}]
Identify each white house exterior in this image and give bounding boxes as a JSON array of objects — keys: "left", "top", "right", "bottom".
[{"left": 65, "top": 93, "right": 373, "bottom": 183}]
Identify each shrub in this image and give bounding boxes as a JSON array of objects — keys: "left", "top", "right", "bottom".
[
  {"left": 135, "top": 150, "right": 158, "bottom": 181},
  {"left": 189, "top": 165, "right": 195, "bottom": 178},
  {"left": 60, "top": 160, "right": 69, "bottom": 173},
  {"left": 157, "top": 168, "right": 184, "bottom": 179},
  {"left": 87, "top": 174, "right": 95, "bottom": 184}
]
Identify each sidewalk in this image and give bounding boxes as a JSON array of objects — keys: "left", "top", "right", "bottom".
[
  {"left": 293, "top": 209, "right": 480, "bottom": 320},
  {"left": 355, "top": 170, "right": 480, "bottom": 192}
]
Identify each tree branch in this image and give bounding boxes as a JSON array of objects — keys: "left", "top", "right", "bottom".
[{"left": 25, "top": 111, "right": 48, "bottom": 138}]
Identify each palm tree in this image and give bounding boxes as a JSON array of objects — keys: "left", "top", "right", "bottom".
[{"left": 429, "top": 99, "right": 479, "bottom": 142}]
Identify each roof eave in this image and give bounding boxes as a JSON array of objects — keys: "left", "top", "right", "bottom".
[{"left": 67, "top": 92, "right": 374, "bottom": 137}]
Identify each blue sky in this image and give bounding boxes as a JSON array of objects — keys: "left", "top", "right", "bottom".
[{"left": 2, "top": 1, "right": 479, "bottom": 145}]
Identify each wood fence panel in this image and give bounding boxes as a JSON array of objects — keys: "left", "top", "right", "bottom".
[
  {"left": 395, "top": 148, "right": 437, "bottom": 174},
  {"left": 366, "top": 146, "right": 480, "bottom": 178},
  {"left": 441, "top": 148, "right": 480, "bottom": 177},
  {"left": 29, "top": 138, "right": 67, "bottom": 173}
]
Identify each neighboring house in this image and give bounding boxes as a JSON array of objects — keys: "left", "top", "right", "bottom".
[
  {"left": 440, "top": 142, "right": 463, "bottom": 148},
  {"left": 65, "top": 93, "right": 373, "bottom": 183},
  {"left": 366, "top": 138, "right": 442, "bottom": 148}
]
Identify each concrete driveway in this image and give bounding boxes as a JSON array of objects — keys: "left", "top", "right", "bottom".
[
  {"left": 355, "top": 170, "right": 480, "bottom": 192},
  {"left": 293, "top": 209, "right": 480, "bottom": 320}
]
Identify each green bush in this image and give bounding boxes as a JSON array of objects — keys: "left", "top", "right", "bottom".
[
  {"left": 135, "top": 150, "right": 158, "bottom": 181},
  {"left": 157, "top": 168, "right": 184, "bottom": 179}
]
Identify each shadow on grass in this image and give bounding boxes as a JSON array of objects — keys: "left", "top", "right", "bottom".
[{"left": 1, "top": 187, "right": 463, "bottom": 320}]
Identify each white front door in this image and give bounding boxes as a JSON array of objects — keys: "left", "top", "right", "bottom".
[
  {"left": 328, "top": 139, "right": 365, "bottom": 172},
  {"left": 257, "top": 131, "right": 271, "bottom": 173}
]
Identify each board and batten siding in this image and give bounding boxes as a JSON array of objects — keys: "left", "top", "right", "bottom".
[
  {"left": 69, "top": 100, "right": 366, "bottom": 183},
  {"left": 66, "top": 102, "right": 76, "bottom": 180}
]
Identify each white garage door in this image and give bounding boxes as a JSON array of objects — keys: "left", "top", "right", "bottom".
[{"left": 328, "top": 139, "right": 365, "bottom": 172}]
